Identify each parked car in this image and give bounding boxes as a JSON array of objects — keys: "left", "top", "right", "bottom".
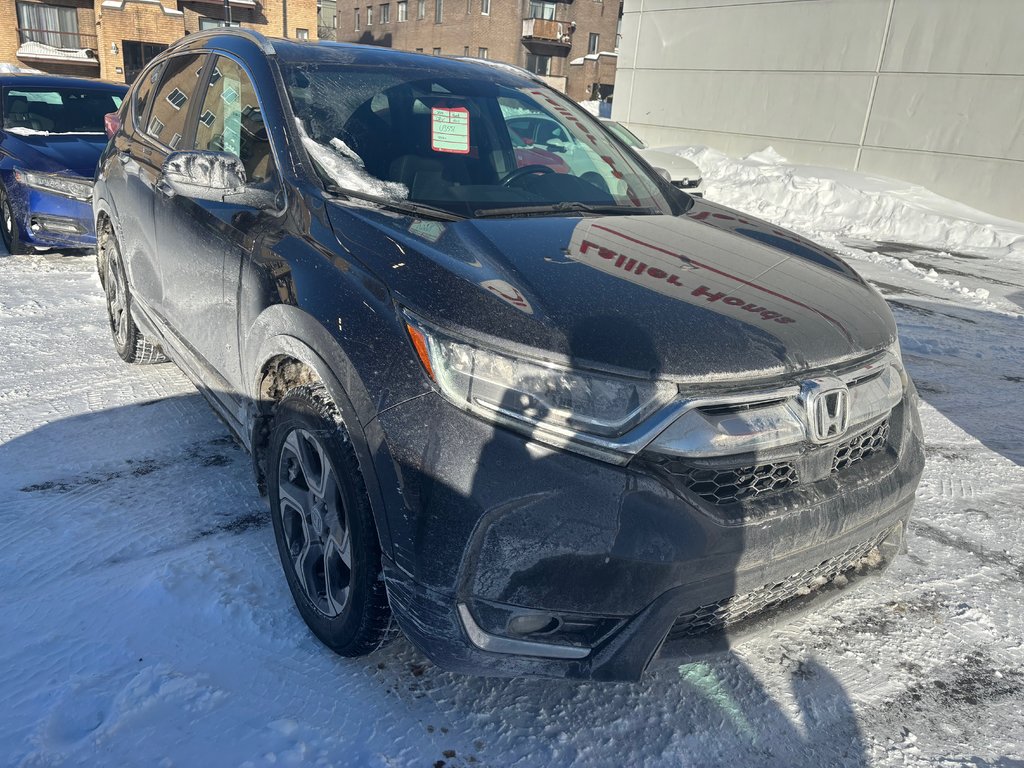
[
  {"left": 600, "top": 118, "right": 705, "bottom": 196},
  {"left": 95, "top": 31, "right": 924, "bottom": 681},
  {"left": 0, "top": 73, "right": 127, "bottom": 254}
]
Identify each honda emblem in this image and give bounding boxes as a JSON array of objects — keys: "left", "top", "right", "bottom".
[{"left": 802, "top": 378, "right": 850, "bottom": 443}]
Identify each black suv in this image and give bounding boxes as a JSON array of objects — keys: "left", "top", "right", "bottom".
[{"left": 94, "top": 30, "right": 924, "bottom": 681}]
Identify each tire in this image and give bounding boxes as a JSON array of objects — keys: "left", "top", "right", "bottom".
[
  {"left": 0, "top": 183, "right": 29, "bottom": 255},
  {"left": 268, "top": 385, "right": 396, "bottom": 656},
  {"left": 99, "top": 219, "right": 167, "bottom": 365}
]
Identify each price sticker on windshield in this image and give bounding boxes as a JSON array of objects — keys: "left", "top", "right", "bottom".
[{"left": 431, "top": 107, "right": 470, "bottom": 154}]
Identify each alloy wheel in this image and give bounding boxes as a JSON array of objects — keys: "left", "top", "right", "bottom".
[
  {"left": 276, "top": 428, "right": 354, "bottom": 618},
  {"left": 104, "top": 241, "right": 129, "bottom": 349}
]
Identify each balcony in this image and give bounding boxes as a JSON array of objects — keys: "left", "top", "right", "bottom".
[
  {"left": 16, "top": 29, "right": 100, "bottom": 66},
  {"left": 521, "top": 18, "right": 573, "bottom": 48}
]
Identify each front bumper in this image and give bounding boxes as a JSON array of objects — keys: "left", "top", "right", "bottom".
[
  {"left": 4, "top": 178, "right": 96, "bottom": 250},
  {"left": 372, "top": 386, "right": 924, "bottom": 681}
]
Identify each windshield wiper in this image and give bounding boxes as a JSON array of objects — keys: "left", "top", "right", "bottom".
[
  {"left": 325, "top": 185, "right": 467, "bottom": 222},
  {"left": 473, "top": 201, "right": 657, "bottom": 219}
]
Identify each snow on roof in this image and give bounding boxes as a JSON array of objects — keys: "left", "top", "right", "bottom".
[
  {"left": 569, "top": 51, "right": 619, "bottom": 66},
  {"left": 16, "top": 41, "right": 99, "bottom": 64}
]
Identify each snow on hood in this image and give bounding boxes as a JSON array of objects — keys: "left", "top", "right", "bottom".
[
  {"left": 663, "top": 145, "right": 1024, "bottom": 257},
  {"left": 296, "top": 119, "right": 408, "bottom": 201}
]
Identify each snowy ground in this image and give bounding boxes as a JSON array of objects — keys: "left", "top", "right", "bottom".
[{"left": 2, "top": 152, "right": 1024, "bottom": 767}]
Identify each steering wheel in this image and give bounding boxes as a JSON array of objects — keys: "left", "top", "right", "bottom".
[{"left": 501, "top": 164, "right": 556, "bottom": 187}]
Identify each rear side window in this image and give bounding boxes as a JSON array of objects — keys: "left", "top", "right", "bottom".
[
  {"left": 193, "top": 56, "right": 276, "bottom": 185},
  {"left": 133, "top": 61, "right": 164, "bottom": 131},
  {"left": 145, "top": 53, "right": 208, "bottom": 149}
]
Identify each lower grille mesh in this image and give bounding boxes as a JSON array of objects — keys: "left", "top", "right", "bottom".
[
  {"left": 665, "top": 531, "right": 889, "bottom": 642},
  {"left": 656, "top": 418, "right": 891, "bottom": 506}
]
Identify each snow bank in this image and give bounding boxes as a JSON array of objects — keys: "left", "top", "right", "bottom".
[
  {"left": 670, "top": 145, "right": 1024, "bottom": 257},
  {"left": 7, "top": 127, "right": 104, "bottom": 137}
]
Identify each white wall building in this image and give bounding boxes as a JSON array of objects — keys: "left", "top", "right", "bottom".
[{"left": 614, "top": 0, "right": 1024, "bottom": 221}]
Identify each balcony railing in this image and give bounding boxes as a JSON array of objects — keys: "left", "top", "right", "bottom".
[
  {"left": 18, "top": 28, "right": 98, "bottom": 51},
  {"left": 521, "top": 18, "right": 573, "bottom": 45}
]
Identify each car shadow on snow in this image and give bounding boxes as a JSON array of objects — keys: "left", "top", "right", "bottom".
[{"left": 0, "top": 384, "right": 869, "bottom": 765}]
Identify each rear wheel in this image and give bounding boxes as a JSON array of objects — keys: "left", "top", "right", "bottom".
[
  {"left": 268, "top": 385, "right": 396, "bottom": 656},
  {"left": 0, "top": 184, "right": 29, "bottom": 255},
  {"left": 99, "top": 220, "right": 167, "bottom": 364}
]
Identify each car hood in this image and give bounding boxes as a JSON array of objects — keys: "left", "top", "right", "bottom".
[
  {"left": 636, "top": 148, "right": 701, "bottom": 182},
  {"left": 0, "top": 131, "right": 107, "bottom": 177},
  {"left": 326, "top": 196, "right": 895, "bottom": 385}
]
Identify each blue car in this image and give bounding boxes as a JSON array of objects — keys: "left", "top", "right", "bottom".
[{"left": 0, "top": 74, "right": 126, "bottom": 254}]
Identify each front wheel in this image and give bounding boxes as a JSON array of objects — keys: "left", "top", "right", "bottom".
[
  {"left": 0, "top": 184, "right": 29, "bottom": 255},
  {"left": 268, "top": 385, "right": 395, "bottom": 656}
]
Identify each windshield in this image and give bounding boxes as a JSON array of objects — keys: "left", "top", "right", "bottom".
[
  {"left": 281, "top": 62, "right": 679, "bottom": 218},
  {"left": 2, "top": 87, "right": 124, "bottom": 134},
  {"left": 603, "top": 120, "right": 645, "bottom": 149}
]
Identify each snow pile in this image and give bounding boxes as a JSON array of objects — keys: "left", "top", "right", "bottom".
[
  {"left": 670, "top": 145, "right": 1024, "bottom": 257},
  {"left": 297, "top": 119, "right": 408, "bottom": 200}
]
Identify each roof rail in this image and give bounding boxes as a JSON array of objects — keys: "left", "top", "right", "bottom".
[{"left": 172, "top": 27, "right": 276, "bottom": 55}]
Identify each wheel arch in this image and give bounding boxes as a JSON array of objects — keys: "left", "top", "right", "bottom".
[{"left": 246, "top": 314, "right": 395, "bottom": 558}]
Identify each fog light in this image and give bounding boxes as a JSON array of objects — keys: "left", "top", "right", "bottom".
[
  {"left": 29, "top": 215, "right": 85, "bottom": 235},
  {"left": 508, "top": 613, "right": 561, "bottom": 636}
]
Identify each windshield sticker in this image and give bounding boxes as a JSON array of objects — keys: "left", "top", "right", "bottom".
[{"left": 431, "top": 107, "right": 470, "bottom": 154}]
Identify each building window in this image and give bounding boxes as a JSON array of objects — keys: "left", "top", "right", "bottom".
[
  {"left": 478, "top": 47, "right": 488, "bottom": 59},
  {"left": 432, "top": 47, "right": 441, "bottom": 55},
  {"left": 588, "top": 33, "right": 599, "bottom": 54},
  {"left": 415, "top": 47, "right": 423, "bottom": 52},
  {"left": 463, "top": 45, "right": 469, "bottom": 56},
  {"left": 397, "top": 1, "right": 407, "bottom": 21},
  {"left": 199, "top": 18, "right": 241, "bottom": 30},
  {"left": 525, "top": 53, "right": 550, "bottom": 75},
  {"left": 15, "top": 2, "right": 81, "bottom": 49},
  {"left": 296, "top": 27, "right": 309, "bottom": 38},
  {"left": 417, "top": 0, "right": 425, "bottom": 18},
  {"left": 480, "top": 0, "right": 489, "bottom": 13},
  {"left": 367, "top": 5, "right": 373, "bottom": 24},
  {"left": 379, "top": 3, "right": 390, "bottom": 22},
  {"left": 165, "top": 87, "right": 188, "bottom": 110},
  {"left": 355, "top": 8, "right": 360, "bottom": 28},
  {"left": 434, "top": 0, "right": 442, "bottom": 23},
  {"left": 528, "top": 0, "right": 555, "bottom": 20}
]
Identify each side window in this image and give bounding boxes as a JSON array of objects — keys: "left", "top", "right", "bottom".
[
  {"left": 194, "top": 56, "right": 275, "bottom": 186},
  {"left": 145, "top": 54, "right": 207, "bottom": 149},
  {"left": 133, "top": 61, "right": 165, "bottom": 131}
]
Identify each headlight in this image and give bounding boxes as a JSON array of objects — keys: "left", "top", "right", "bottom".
[
  {"left": 405, "top": 316, "right": 677, "bottom": 442},
  {"left": 15, "top": 170, "right": 93, "bottom": 201}
]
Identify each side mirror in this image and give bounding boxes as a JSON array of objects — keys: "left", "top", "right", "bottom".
[
  {"left": 161, "top": 151, "right": 246, "bottom": 198},
  {"left": 654, "top": 167, "right": 672, "bottom": 183},
  {"left": 158, "top": 150, "right": 277, "bottom": 209}
]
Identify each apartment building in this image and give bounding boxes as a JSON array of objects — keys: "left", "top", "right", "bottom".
[
  {"left": 337, "top": 0, "right": 621, "bottom": 100},
  {"left": 1, "top": 0, "right": 318, "bottom": 83}
]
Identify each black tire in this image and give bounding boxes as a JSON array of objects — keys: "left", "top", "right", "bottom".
[
  {"left": 268, "top": 385, "right": 396, "bottom": 656},
  {"left": 99, "top": 219, "right": 167, "bottom": 365},
  {"left": 0, "top": 183, "right": 29, "bottom": 255}
]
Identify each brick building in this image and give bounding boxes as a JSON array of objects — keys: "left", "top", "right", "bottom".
[
  {"left": 1, "top": 0, "right": 318, "bottom": 82},
  {"left": 336, "top": 0, "right": 621, "bottom": 101}
]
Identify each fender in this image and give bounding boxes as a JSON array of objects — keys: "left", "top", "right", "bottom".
[{"left": 247, "top": 322, "right": 400, "bottom": 557}]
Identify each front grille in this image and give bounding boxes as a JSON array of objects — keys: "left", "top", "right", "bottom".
[
  {"left": 833, "top": 420, "right": 889, "bottom": 472},
  {"left": 660, "top": 460, "right": 798, "bottom": 505},
  {"left": 653, "top": 417, "right": 892, "bottom": 507},
  {"left": 665, "top": 530, "right": 889, "bottom": 642},
  {"left": 672, "top": 177, "right": 702, "bottom": 190}
]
